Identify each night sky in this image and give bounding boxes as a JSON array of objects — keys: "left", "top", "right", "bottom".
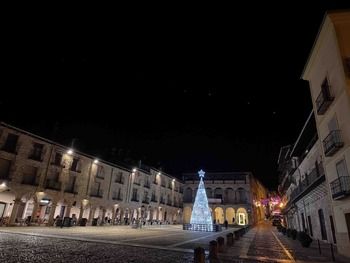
[{"left": 1, "top": 2, "right": 349, "bottom": 190}]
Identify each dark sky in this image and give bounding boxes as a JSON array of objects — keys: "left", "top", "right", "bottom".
[{"left": 1, "top": 2, "right": 349, "bottom": 190}]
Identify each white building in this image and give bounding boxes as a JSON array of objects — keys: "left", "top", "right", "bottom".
[
  {"left": 278, "top": 111, "right": 335, "bottom": 244},
  {"left": 301, "top": 10, "right": 350, "bottom": 258}
]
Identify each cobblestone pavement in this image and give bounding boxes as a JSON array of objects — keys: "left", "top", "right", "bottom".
[{"left": 1, "top": 221, "right": 349, "bottom": 262}]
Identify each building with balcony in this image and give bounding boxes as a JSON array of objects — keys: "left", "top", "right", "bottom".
[
  {"left": 182, "top": 171, "right": 268, "bottom": 226},
  {"left": 301, "top": 10, "right": 350, "bottom": 257},
  {"left": 0, "top": 122, "right": 183, "bottom": 227},
  {"left": 278, "top": 111, "right": 336, "bottom": 244}
]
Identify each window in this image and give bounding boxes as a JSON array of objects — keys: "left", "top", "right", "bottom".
[
  {"left": 336, "top": 160, "right": 348, "bottom": 178},
  {"left": 307, "top": 215, "right": 313, "bottom": 237},
  {"left": 22, "top": 165, "right": 38, "bottom": 185},
  {"left": 321, "top": 77, "right": 332, "bottom": 99},
  {"left": 53, "top": 152, "right": 63, "bottom": 166},
  {"left": 2, "top": 133, "right": 19, "bottom": 153},
  {"left": 0, "top": 158, "right": 12, "bottom": 180},
  {"left": 301, "top": 213, "right": 306, "bottom": 231},
  {"left": 29, "top": 143, "right": 44, "bottom": 161},
  {"left": 66, "top": 176, "right": 76, "bottom": 193},
  {"left": 95, "top": 166, "right": 104, "bottom": 179},
  {"left": 70, "top": 158, "right": 80, "bottom": 172},
  {"left": 318, "top": 209, "right": 327, "bottom": 240},
  {"left": 115, "top": 171, "right": 123, "bottom": 184},
  {"left": 132, "top": 188, "right": 138, "bottom": 201}
]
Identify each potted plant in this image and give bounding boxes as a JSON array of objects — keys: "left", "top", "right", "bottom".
[
  {"left": 277, "top": 224, "right": 286, "bottom": 235},
  {"left": 286, "top": 228, "right": 291, "bottom": 237},
  {"left": 291, "top": 229, "right": 297, "bottom": 240},
  {"left": 297, "top": 231, "right": 313, "bottom": 247}
]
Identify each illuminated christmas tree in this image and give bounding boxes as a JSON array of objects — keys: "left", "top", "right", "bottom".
[{"left": 190, "top": 169, "right": 213, "bottom": 225}]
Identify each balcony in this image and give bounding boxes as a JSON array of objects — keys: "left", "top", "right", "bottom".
[
  {"left": 96, "top": 174, "right": 105, "bottom": 180},
  {"left": 323, "top": 130, "right": 344, "bottom": 157},
  {"left": 21, "top": 179, "right": 39, "bottom": 186},
  {"left": 112, "top": 196, "right": 123, "bottom": 201},
  {"left": 51, "top": 161, "right": 65, "bottom": 168},
  {"left": 131, "top": 196, "right": 139, "bottom": 202},
  {"left": 114, "top": 178, "right": 124, "bottom": 184},
  {"left": 1, "top": 145, "right": 17, "bottom": 154},
  {"left": 290, "top": 162, "right": 325, "bottom": 202},
  {"left": 316, "top": 89, "right": 334, "bottom": 115},
  {"left": 65, "top": 189, "right": 78, "bottom": 195},
  {"left": 142, "top": 197, "right": 149, "bottom": 204},
  {"left": 90, "top": 190, "right": 103, "bottom": 198},
  {"left": 330, "top": 176, "right": 350, "bottom": 200},
  {"left": 45, "top": 180, "right": 61, "bottom": 191},
  {"left": 28, "top": 154, "right": 43, "bottom": 162},
  {"left": 279, "top": 174, "right": 293, "bottom": 194}
]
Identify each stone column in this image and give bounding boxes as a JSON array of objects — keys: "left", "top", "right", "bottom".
[
  {"left": 78, "top": 206, "right": 84, "bottom": 224},
  {"left": 102, "top": 209, "right": 107, "bottom": 225},
  {"left": 9, "top": 199, "right": 21, "bottom": 225},
  {"left": 65, "top": 205, "right": 72, "bottom": 218},
  {"left": 48, "top": 202, "right": 58, "bottom": 226},
  {"left": 30, "top": 202, "right": 41, "bottom": 224},
  {"left": 89, "top": 207, "right": 96, "bottom": 226}
]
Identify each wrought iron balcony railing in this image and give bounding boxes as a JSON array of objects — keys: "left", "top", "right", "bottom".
[
  {"left": 330, "top": 176, "right": 350, "bottom": 200},
  {"left": 290, "top": 162, "right": 325, "bottom": 202},
  {"left": 323, "top": 130, "right": 344, "bottom": 157},
  {"left": 114, "top": 178, "right": 124, "bottom": 184},
  {"left": 45, "top": 180, "right": 61, "bottom": 191}
]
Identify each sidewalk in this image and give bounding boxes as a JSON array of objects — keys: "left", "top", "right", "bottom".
[
  {"left": 272, "top": 226, "right": 350, "bottom": 263},
  {"left": 218, "top": 221, "right": 350, "bottom": 263}
]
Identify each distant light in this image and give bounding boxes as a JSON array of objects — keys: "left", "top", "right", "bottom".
[
  {"left": 0, "top": 182, "right": 6, "bottom": 187},
  {"left": 94, "top": 159, "right": 98, "bottom": 164},
  {"left": 172, "top": 179, "right": 175, "bottom": 182},
  {"left": 67, "top": 149, "right": 73, "bottom": 155},
  {"left": 132, "top": 168, "right": 137, "bottom": 172}
]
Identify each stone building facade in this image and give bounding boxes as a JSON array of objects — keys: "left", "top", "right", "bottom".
[
  {"left": 182, "top": 171, "right": 268, "bottom": 226},
  {"left": 0, "top": 122, "right": 183, "bottom": 227}
]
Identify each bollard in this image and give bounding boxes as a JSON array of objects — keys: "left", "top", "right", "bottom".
[
  {"left": 217, "top": 236, "right": 225, "bottom": 253},
  {"left": 234, "top": 230, "right": 240, "bottom": 241},
  {"left": 226, "top": 232, "right": 234, "bottom": 246},
  {"left": 194, "top": 246, "right": 205, "bottom": 263},
  {"left": 209, "top": 240, "right": 218, "bottom": 259}
]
